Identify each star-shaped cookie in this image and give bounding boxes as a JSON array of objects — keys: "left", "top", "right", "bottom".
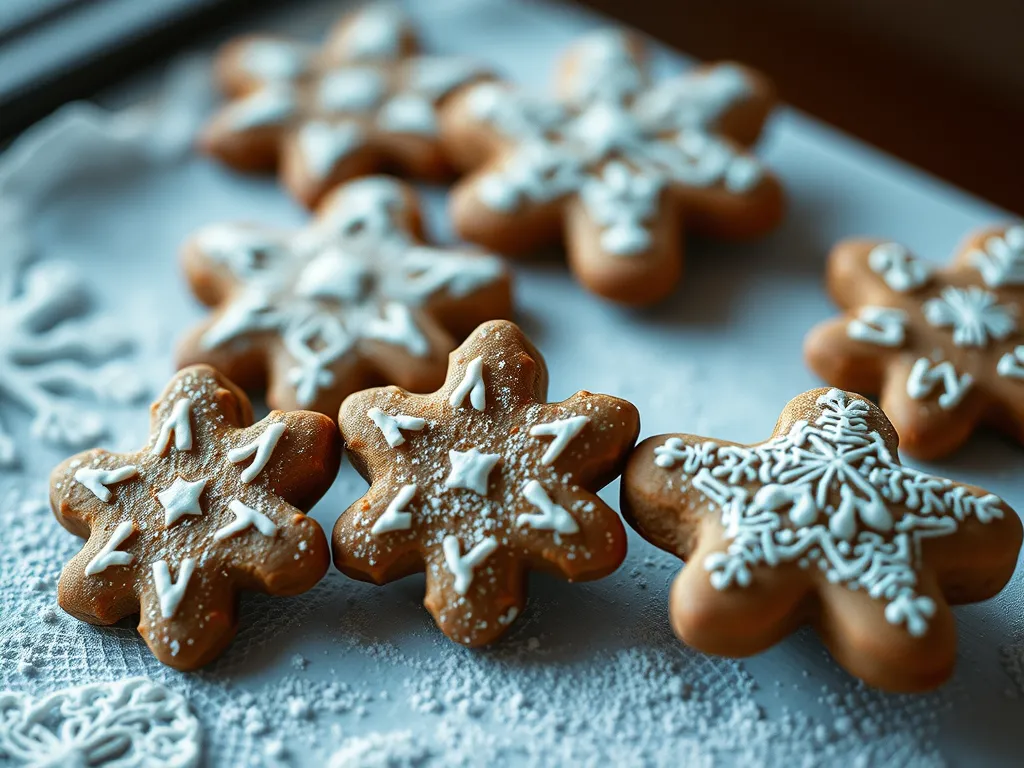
[
  {"left": 621, "top": 388, "right": 1021, "bottom": 691},
  {"left": 201, "top": 2, "right": 490, "bottom": 207},
  {"left": 177, "top": 176, "right": 512, "bottom": 417},
  {"left": 50, "top": 366, "right": 341, "bottom": 670},
  {"left": 333, "top": 320, "right": 640, "bottom": 645},
  {"left": 440, "top": 28, "right": 784, "bottom": 305},
  {"left": 805, "top": 225, "right": 1024, "bottom": 458}
]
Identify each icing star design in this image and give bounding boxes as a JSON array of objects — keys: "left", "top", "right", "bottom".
[
  {"left": 621, "top": 388, "right": 1022, "bottom": 692},
  {"left": 177, "top": 176, "right": 512, "bottom": 417},
  {"left": 440, "top": 29, "right": 784, "bottom": 305},
  {"left": 333, "top": 320, "right": 640, "bottom": 646},
  {"left": 804, "top": 225, "right": 1024, "bottom": 459},
  {"left": 49, "top": 366, "right": 340, "bottom": 670},
  {"left": 156, "top": 477, "right": 207, "bottom": 526},
  {"left": 201, "top": 2, "right": 490, "bottom": 207}
]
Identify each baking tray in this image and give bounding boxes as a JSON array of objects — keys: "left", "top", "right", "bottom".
[{"left": 0, "top": 0, "right": 1021, "bottom": 765}]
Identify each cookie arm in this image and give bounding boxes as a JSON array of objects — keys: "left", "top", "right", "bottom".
[
  {"left": 279, "top": 118, "right": 383, "bottom": 209},
  {"left": 877, "top": 356, "right": 985, "bottom": 460},
  {"left": 533, "top": 392, "right": 640, "bottom": 489},
  {"left": 816, "top": 573, "right": 956, "bottom": 693},
  {"left": 199, "top": 94, "right": 294, "bottom": 172},
  {"left": 563, "top": 190, "right": 684, "bottom": 305},
  {"left": 422, "top": 544, "right": 524, "bottom": 647},
  {"left": 230, "top": 410, "right": 342, "bottom": 509},
  {"left": 803, "top": 315, "right": 893, "bottom": 395},
  {"left": 448, "top": 157, "right": 569, "bottom": 256},
  {"left": 137, "top": 569, "right": 240, "bottom": 671},
  {"left": 510, "top": 484, "right": 627, "bottom": 582},
  {"left": 668, "top": 518, "right": 813, "bottom": 657},
  {"left": 667, "top": 153, "right": 785, "bottom": 242}
]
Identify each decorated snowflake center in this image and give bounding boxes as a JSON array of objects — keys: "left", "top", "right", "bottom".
[
  {"left": 180, "top": 176, "right": 510, "bottom": 413},
  {"left": 333, "top": 320, "right": 639, "bottom": 646},
  {"left": 806, "top": 227, "right": 1024, "bottom": 457},
  {"left": 652, "top": 389, "right": 1008, "bottom": 637},
  {"left": 49, "top": 366, "right": 339, "bottom": 669},
  {"left": 201, "top": 2, "right": 490, "bottom": 206}
]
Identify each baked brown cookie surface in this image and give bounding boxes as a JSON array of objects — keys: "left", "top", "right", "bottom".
[
  {"left": 49, "top": 365, "right": 340, "bottom": 670},
  {"left": 334, "top": 320, "right": 639, "bottom": 645},
  {"left": 621, "top": 388, "right": 1021, "bottom": 692},
  {"left": 805, "top": 225, "right": 1024, "bottom": 459},
  {"left": 440, "top": 29, "right": 784, "bottom": 305},
  {"left": 200, "top": 2, "right": 490, "bottom": 207},
  {"left": 177, "top": 176, "right": 512, "bottom": 417}
]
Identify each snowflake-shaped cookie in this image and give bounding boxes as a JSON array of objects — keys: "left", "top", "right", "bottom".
[
  {"left": 49, "top": 366, "right": 340, "bottom": 670},
  {"left": 621, "top": 388, "right": 1021, "bottom": 692},
  {"left": 177, "top": 176, "right": 512, "bottom": 417},
  {"left": 200, "top": 2, "right": 490, "bottom": 207},
  {"left": 333, "top": 320, "right": 639, "bottom": 645},
  {"left": 440, "top": 29, "right": 784, "bottom": 305},
  {"left": 805, "top": 225, "right": 1024, "bottom": 459},
  {"left": 0, "top": 254, "right": 146, "bottom": 468}
]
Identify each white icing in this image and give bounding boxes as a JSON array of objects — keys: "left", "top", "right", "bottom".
[
  {"left": 463, "top": 31, "right": 764, "bottom": 253},
  {"left": 224, "top": 87, "right": 294, "bottom": 131},
  {"left": 196, "top": 179, "right": 503, "bottom": 407},
  {"left": 579, "top": 162, "right": 662, "bottom": 255},
  {"left": 339, "top": 2, "right": 407, "bottom": 60},
  {"left": 362, "top": 303, "right": 429, "bottom": 355},
  {"left": 152, "top": 558, "right": 195, "bottom": 619},
  {"left": 395, "top": 247, "right": 505, "bottom": 300},
  {"left": 156, "top": 476, "right": 207, "bottom": 528},
  {"left": 239, "top": 40, "right": 312, "bottom": 81},
  {"left": 846, "top": 306, "right": 908, "bottom": 347},
  {"left": 295, "top": 250, "right": 371, "bottom": 301},
  {"left": 201, "top": 289, "right": 280, "bottom": 351},
  {"left": 368, "top": 407, "right": 425, "bottom": 447},
  {"left": 371, "top": 484, "right": 417, "bottom": 535},
  {"left": 442, "top": 535, "right": 498, "bottom": 595},
  {"left": 517, "top": 480, "right": 579, "bottom": 534},
  {"left": 74, "top": 465, "right": 138, "bottom": 503},
  {"left": 445, "top": 447, "right": 501, "bottom": 496},
  {"left": 449, "top": 357, "right": 486, "bottom": 411},
  {"left": 969, "top": 226, "right": 1024, "bottom": 287},
  {"left": 152, "top": 398, "right": 193, "bottom": 456},
  {"left": 635, "top": 65, "right": 753, "bottom": 130},
  {"left": 652, "top": 389, "right": 1005, "bottom": 636},
  {"left": 297, "top": 121, "right": 364, "bottom": 182},
  {"left": 228, "top": 422, "right": 287, "bottom": 483},
  {"left": 213, "top": 499, "right": 279, "bottom": 541},
  {"left": 906, "top": 357, "right": 973, "bottom": 410},
  {"left": 283, "top": 313, "right": 351, "bottom": 408},
  {"left": 529, "top": 415, "right": 589, "bottom": 465},
  {"left": 564, "top": 29, "right": 644, "bottom": 105},
  {"left": 377, "top": 94, "right": 437, "bottom": 136},
  {"left": 318, "top": 69, "right": 386, "bottom": 113},
  {"left": 867, "top": 242, "right": 931, "bottom": 292},
  {"left": 997, "top": 346, "right": 1024, "bottom": 380},
  {"left": 406, "top": 57, "right": 482, "bottom": 99},
  {"left": 922, "top": 286, "right": 1016, "bottom": 347},
  {"left": 84, "top": 521, "right": 134, "bottom": 576}
]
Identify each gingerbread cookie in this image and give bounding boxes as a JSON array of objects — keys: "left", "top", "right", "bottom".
[
  {"left": 333, "top": 320, "right": 639, "bottom": 645},
  {"left": 50, "top": 366, "right": 340, "bottom": 670},
  {"left": 177, "top": 176, "right": 512, "bottom": 417},
  {"left": 200, "top": 2, "right": 490, "bottom": 208},
  {"left": 621, "top": 388, "right": 1021, "bottom": 692},
  {"left": 805, "top": 225, "right": 1024, "bottom": 459},
  {"left": 439, "top": 29, "right": 784, "bottom": 305}
]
